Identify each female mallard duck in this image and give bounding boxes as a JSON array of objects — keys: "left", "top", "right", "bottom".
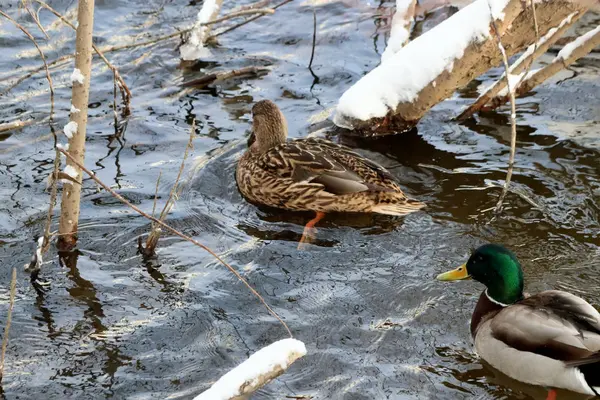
[
  {"left": 437, "top": 244, "right": 600, "bottom": 399},
  {"left": 236, "top": 100, "right": 425, "bottom": 246}
]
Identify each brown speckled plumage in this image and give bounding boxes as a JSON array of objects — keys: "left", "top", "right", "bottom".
[{"left": 236, "top": 100, "right": 425, "bottom": 215}]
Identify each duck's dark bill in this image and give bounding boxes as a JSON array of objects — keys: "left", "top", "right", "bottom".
[{"left": 436, "top": 263, "right": 470, "bottom": 281}]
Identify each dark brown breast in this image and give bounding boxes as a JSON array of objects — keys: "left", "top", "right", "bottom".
[{"left": 471, "top": 290, "right": 505, "bottom": 338}]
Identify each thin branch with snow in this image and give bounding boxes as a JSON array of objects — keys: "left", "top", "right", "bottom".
[
  {"left": 195, "top": 339, "right": 307, "bottom": 400},
  {"left": 457, "top": 9, "right": 584, "bottom": 120},
  {"left": 180, "top": 0, "right": 224, "bottom": 60},
  {"left": 485, "top": 24, "right": 600, "bottom": 111},
  {"left": 381, "top": 0, "right": 417, "bottom": 62}
]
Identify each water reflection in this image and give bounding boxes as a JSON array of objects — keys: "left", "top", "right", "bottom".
[{"left": 0, "top": 0, "right": 598, "bottom": 398}]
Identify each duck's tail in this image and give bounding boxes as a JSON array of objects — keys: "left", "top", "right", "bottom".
[
  {"left": 371, "top": 198, "right": 426, "bottom": 216},
  {"left": 566, "top": 353, "right": 600, "bottom": 396}
]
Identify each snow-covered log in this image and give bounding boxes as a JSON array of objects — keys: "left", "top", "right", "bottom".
[
  {"left": 180, "top": 0, "right": 224, "bottom": 60},
  {"left": 194, "top": 338, "right": 307, "bottom": 400},
  {"left": 333, "top": 0, "right": 587, "bottom": 135}
]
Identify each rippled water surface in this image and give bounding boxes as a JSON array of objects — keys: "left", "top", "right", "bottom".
[{"left": 0, "top": 1, "right": 599, "bottom": 398}]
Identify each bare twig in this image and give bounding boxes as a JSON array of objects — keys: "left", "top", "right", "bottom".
[
  {"left": 0, "top": 268, "right": 17, "bottom": 384},
  {"left": 201, "top": 8, "right": 274, "bottom": 26},
  {"left": 210, "top": 0, "right": 293, "bottom": 39},
  {"left": 33, "top": 0, "right": 132, "bottom": 111},
  {"left": 457, "top": 10, "right": 584, "bottom": 120},
  {"left": 182, "top": 66, "right": 270, "bottom": 88},
  {"left": 57, "top": 148, "right": 292, "bottom": 337},
  {"left": 141, "top": 120, "right": 196, "bottom": 255},
  {"left": 0, "top": 10, "right": 55, "bottom": 102},
  {"left": 21, "top": 0, "right": 49, "bottom": 38},
  {"left": 513, "top": 0, "right": 540, "bottom": 93},
  {"left": 0, "top": 119, "right": 33, "bottom": 133},
  {"left": 489, "top": 14, "right": 517, "bottom": 214}
]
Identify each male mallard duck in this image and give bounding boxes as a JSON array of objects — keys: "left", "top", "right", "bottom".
[
  {"left": 236, "top": 100, "right": 425, "bottom": 246},
  {"left": 437, "top": 244, "right": 600, "bottom": 399}
]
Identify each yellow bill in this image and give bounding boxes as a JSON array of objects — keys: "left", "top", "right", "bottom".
[{"left": 436, "top": 263, "right": 470, "bottom": 281}]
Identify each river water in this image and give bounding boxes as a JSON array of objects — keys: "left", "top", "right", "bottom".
[{"left": 0, "top": 0, "right": 599, "bottom": 398}]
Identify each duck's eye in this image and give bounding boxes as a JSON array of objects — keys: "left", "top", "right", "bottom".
[{"left": 247, "top": 131, "right": 256, "bottom": 147}]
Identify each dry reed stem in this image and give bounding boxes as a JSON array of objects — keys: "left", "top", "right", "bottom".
[
  {"left": 489, "top": 15, "right": 517, "bottom": 214},
  {"left": 142, "top": 120, "right": 196, "bottom": 255},
  {"left": 57, "top": 0, "right": 95, "bottom": 250},
  {"left": 182, "top": 66, "right": 270, "bottom": 88},
  {"left": 201, "top": 8, "right": 275, "bottom": 26},
  {"left": 457, "top": 9, "right": 584, "bottom": 120},
  {"left": 33, "top": 0, "right": 132, "bottom": 111},
  {"left": 151, "top": 171, "right": 162, "bottom": 219},
  {"left": 0, "top": 10, "right": 55, "bottom": 102},
  {"left": 57, "top": 148, "right": 292, "bottom": 337},
  {"left": 0, "top": 268, "right": 17, "bottom": 384},
  {"left": 487, "top": 25, "right": 600, "bottom": 110},
  {"left": 0, "top": 119, "right": 33, "bottom": 133},
  {"left": 41, "top": 148, "right": 61, "bottom": 255},
  {"left": 1, "top": 54, "right": 71, "bottom": 96},
  {"left": 517, "top": 0, "right": 540, "bottom": 88}
]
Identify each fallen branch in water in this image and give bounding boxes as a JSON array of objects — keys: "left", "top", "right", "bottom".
[
  {"left": 457, "top": 9, "right": 583, "bottom": 120},
  {"left": 209, "top": 0, "right": 293, "bottom": 40},
  {"left": 201, "top": 8, "right": 274, "bottom": 26},
  {"left": 182, "top": 66, "right": 271, "bottom": 88},
  {"left": 33, "top": 0, "right": 132, "bottom": 112},
  {"left": 56, "top": 148, "right": 292, "bottom": 338},
  {"left": 0, "top": 119, "right": 33, "bottom": 133},
  {"left": 0, "top": 268, "right": 17, "bottom": 384},
  {"left": 139, "top": 120, "right": 195, "bottom": 257},
  {"left": 194, "top": 338, "right": 306, "bottom": 400},
  {"left": 0, "top": 10, "right": 55, "bottom": 103},
  {"left": 484, "top": 24, "right": 600, "bottom": 111},
  {"left": 2, "top": 2, "right": 285, "bottom": 93}
]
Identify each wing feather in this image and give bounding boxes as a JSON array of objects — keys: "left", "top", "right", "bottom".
[
  {"left": 490, "top": 291, "right": 600, "bottom": 362},
  {"left": 257, "top": 138, "right": 400, "bottom": 196}
]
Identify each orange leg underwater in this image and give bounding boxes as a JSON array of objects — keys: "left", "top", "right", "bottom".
[
  {"left": 546, "top": 389, "right": 557, "bottom": 400},
  {"left": 298, "top": 211, "right": 326, "bottom": 250}
]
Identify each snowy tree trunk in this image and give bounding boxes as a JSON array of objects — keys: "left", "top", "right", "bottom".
[
  {"left": 57, "top": 0, "right": 95, "bottom": 250},
  {"left": 333, "top": 0, "right": 587, "bottom": 135}
]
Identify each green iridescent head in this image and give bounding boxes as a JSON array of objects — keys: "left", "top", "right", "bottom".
[{"left": 437, "top": 244, "right": 524, "bottom": 305}]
